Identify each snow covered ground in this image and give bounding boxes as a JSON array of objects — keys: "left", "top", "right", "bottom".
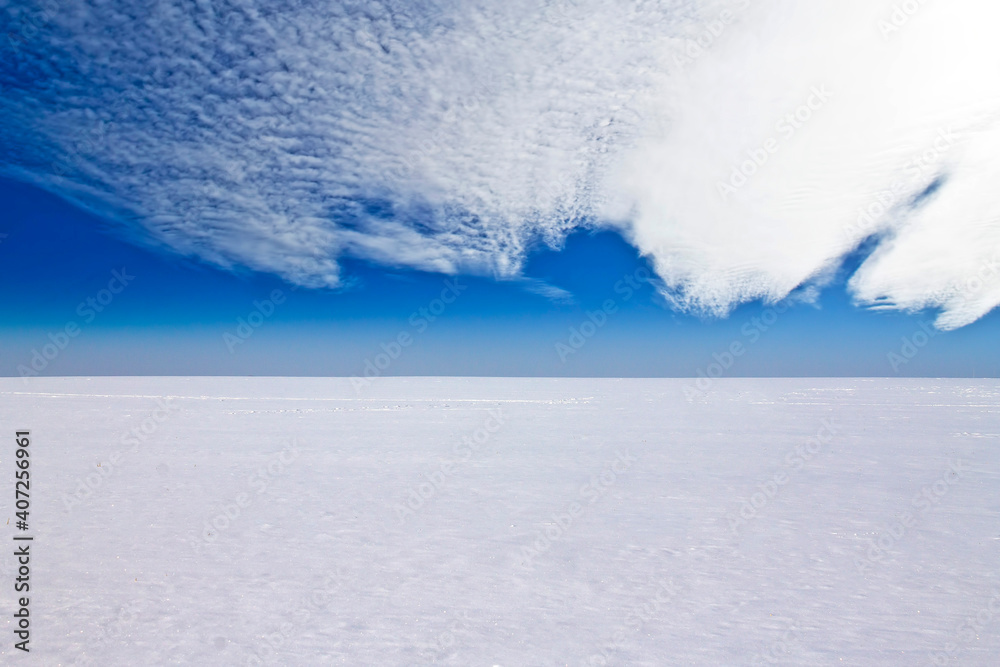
[{"left": 0, "top": 377, "right": 998, "bottom": 665}]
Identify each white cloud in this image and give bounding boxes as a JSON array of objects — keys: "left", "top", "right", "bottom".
[
  {"left": 613, "top": 0, "right": 1000, "bottom": 328},
  {"left": 3, "top": 0, "right": 1000, "bottom": 327}
]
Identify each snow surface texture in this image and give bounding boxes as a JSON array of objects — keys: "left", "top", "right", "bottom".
[
  {"left": 4, "top": 1, "right": 1000, "bottom": 327},
  {"left": 0, "top": 377, "right": 998, "bottom": 665}
]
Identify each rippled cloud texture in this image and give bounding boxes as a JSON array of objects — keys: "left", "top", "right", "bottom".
[{"left": 3, "top": 0, "right": 1000, "bottom": 328}]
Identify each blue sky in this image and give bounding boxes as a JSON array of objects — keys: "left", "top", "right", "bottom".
[
  {"left": 3, "top": 0, "right": 1000, "bottom": 377},
  {"left": 2, "top": 176, "right": 997, "bottom": 378}
]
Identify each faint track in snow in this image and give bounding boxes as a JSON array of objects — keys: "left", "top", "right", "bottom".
[{"left": 0, "top": 391, "right": 593, "bottom": 404}]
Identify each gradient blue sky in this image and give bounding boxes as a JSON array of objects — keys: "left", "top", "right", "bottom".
[
  {"left": 4, "top": 1, "right": 1000, "bottom": 377},
  {"left": 2, "top": 176, "right": 997, "bottom": 378}
]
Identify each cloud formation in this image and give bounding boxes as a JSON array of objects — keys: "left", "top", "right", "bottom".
[{"left": 2, "top": 0, "right": 999, "bottom": 327}]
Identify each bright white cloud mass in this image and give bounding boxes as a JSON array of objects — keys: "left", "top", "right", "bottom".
[{"left": 3, "top": 0, "right": 1000, "bottom": 328}]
